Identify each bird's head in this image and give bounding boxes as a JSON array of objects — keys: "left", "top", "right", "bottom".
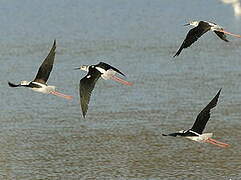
[
  {"left": 20, "top": 81, "right": 30, "bottom": 86},
  {"left": 184, "top": 21, "right": 199, "bottom": 27},
  {"left": 74, "top": 65, "right": 89, "bottom": 72}
]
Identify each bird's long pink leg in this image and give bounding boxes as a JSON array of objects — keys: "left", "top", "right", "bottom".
[
  {"left": 207, "top": 138, "right": 230, "bottom": 146},
  {"left": 110, "top": 75, "right": 133, "bottom": 86},
  {"left": 50, "top": 91, "right": 73, "bottom": 100},
  {"left": 205, "top": 139, "right": 225, "bottom": 147},
  {"left": 205, "top": 138, "right": 229, "bottom": 148},
  {"left": 218, "top": 29, "right": 241, "bottom": 38}
]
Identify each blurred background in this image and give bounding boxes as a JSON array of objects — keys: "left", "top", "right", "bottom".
[{"left": 0, "top": 0, "right": 241, "bottom": 179}]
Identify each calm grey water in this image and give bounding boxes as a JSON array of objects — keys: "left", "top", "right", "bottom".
[{"left": 1, "top": 0, "right": 241, "bottom": 179}]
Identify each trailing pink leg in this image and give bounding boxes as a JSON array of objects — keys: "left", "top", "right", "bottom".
[
  {"left": 207, "top": 138, "right": 229, "bottom": 146},
  {"left": 205, "top": 138, "right": 229, "bottom": 148},
  {"left": 205, "top": 139, "right": 225, "bottom": 148},
  {"left": 218, "top": 29, "right": 241, "bottom": 38},
  {"left": 110, "top": 75, "right": 133, "bottom": 86},
  {"left": 50, "top": 91, "right": 73, "bottom": 100}
]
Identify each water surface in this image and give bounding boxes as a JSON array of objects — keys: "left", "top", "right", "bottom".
[{"left": 1, "top": 0, "right": 241, "bottom": 179}]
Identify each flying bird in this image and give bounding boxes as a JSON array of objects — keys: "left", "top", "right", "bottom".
[
  {"left": 173, "top": 20, "right": 241, "bottom": 57},
  {"left": 8, "top": 40, "right": 73, "bottom": 100},
  {"left": 75, "top": 62, "right": 133, "bottom": 118},
  {"left": 162, "top": 89, "right": 229, "bottom": 148}
]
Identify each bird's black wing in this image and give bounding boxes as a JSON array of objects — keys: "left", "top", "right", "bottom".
[
  {"left": 79, "top": 68, "right": 101, "bottom": 118},
  {"left": 97, "top": 62, "right": 126, "bottom": 76},
  {"left": 8, "top": 81, "right": 21, "bottom": 87},
  {"left": 33, "top": 40, "right": 56, "bottom": 84},
  {"left": 174, "top": 23, "right": 210, "bottom": 57},
  {"left": 190, "top": 89, "right": 221, "bottom": 134},
  {"left": 214, "top": 31, "right": 229, "bottom": 42}
]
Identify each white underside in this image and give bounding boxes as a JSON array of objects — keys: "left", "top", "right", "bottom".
[
  {"left": 31, "top": 82, "right": 55, "bottom": 94},
  {"left": 210, "top": 25, "right": 223, "bottom": 31},
  {"left": 185, "top": 133, "right": 213, "bottom": 142},
  {"left": 95, "top": 67, "right": 117, "bottom": 80}
]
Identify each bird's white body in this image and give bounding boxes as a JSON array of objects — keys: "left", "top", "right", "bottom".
[
  {"left": 185, "top": 133, "right": 213, "bottom": 142},
  {"left": 32, "top": 85, "right": 55, "bottom": 94},
  {"left": 177, "top": 129, "right": 213, "bottom": 142},
  {"left": 96, "top": 67, "right": 116, "bottom": 80},
  {"left": 31, "top": 82, "right": 55, "bottom": 94},
  {"left": 21, "top": 81, "right": 55, "bottom": 94}
]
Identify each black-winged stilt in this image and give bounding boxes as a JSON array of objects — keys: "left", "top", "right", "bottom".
[
  {"left": 174, "top": 20, "right": 241, "bottom": 57},
  {"left": 75, "top": 62, "right": 133, "bottom": 118},
  {"left": 8, "top": 40, "right": 73, "bottom": 100},
  {"left": 162, "top": 89, "right": 229, "bottom": 148}
]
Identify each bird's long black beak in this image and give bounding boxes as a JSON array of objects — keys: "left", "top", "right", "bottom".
[
  {"left": 183, "top": 23, "right": 190, "bottom": 26},
  {"left": 74, "top": 67, "right": 80, "bottom": 70}
]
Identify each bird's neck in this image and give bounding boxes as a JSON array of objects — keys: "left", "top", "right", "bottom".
[{"left": 82, "top": 66, "right": 90, "bottom": 72}]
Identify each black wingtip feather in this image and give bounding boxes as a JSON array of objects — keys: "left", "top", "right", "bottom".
[
  {"left": 173, "top": 47, "right": 182, "bottom": 57},
  {"left": 216, "top": 88, "right": 222, "bottom": 100},
  {"left": 82, "top": 112, "right": 86, "bottom": 118}
]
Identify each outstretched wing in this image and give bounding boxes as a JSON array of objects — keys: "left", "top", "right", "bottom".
[
  {"left": 190, "top": 89, "right": 221, "bottom": 134},
  {"left": 33, "top": 40, "right": 56, "bottom": 84},
  {"left": 174, "top": 22, "right": 211, "bottom": 57},
  {"left": 214, "top": 31, "right": 229, "bottom": 42},
  {"left": 79, "top": 68, "right": 101, "bottom": 118},
  {"left": 96, "top": 62, "right": 126, "bottom": 77}
]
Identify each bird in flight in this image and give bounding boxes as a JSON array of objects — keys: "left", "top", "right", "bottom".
[
  {"left": 8, "top": 40, "right": 73, "bottom": 100},
  {"left": 162, "top": 89, "right": 229, "bottom": 148},
  {"left": 174, "top": 20, "right": 241, "bottom": 57},
  {"left": 75, "top": 62, "right": 133, "bottom": 118}
]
